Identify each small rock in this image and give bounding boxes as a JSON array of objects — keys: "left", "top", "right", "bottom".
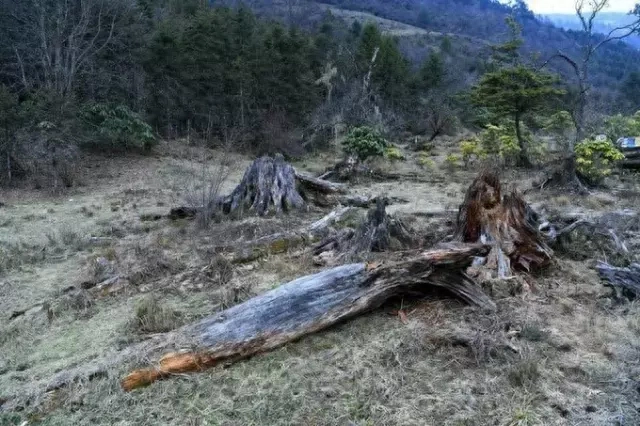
[{"left": 585, "top": 405, "right": 597, "bottom": 413}]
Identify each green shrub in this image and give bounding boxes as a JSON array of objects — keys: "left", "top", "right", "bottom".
[
  {"left": 417, "top": 151, "right": 435, "bottom": 169},
  {"left": 342, "top": 126, "right": 388, "bottom": 161},
  {"left": 575, "top": 138, "right": 624, "bottom": 185},
  {"left": 479, "top": 124, "right": 520, "bottom": 164},
  {"left": 81, "top": 103, "right": 155, "bottom": 151},
  {"left": 460, "top": 138, "right": 482, "bottom": 167},
  {"left": 603, "top": 113, "right": 640, "bottom": 142},
  {"left": 444, "top": 153, "right": 460, "bottom": 170},
  {"left": 384, "top": 146, "right": 405, "bottom": 161}
]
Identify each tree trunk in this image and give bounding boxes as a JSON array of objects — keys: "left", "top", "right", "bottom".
[
  {"left": 169, "top": 156, "right": 346, "bottom": 220},
  {"left": 121, "top": 243, "right": 494, "bottom": 391},
  {"left": 514, "top": 112, "right": 531, "bottom": 168}
]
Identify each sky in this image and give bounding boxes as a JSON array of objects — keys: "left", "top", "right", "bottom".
[{"left": 525, "top": 0, "right": 637, "bottom": 14}]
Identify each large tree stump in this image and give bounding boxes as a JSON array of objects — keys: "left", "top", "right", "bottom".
[
  {"left": 221, "top": 155, "right": 304, "bottom": 216},
  {"left": 455, "top": 172, "right": 552, "bottom": 278},
  {"left": 169, "top": 155, "right": 346, "bottom": 219},
  {"left": 121, "top": 243, "right": 493, "bottom": 391}
]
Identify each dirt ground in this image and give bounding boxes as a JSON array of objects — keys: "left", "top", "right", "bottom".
[{"left": 1, "top": 139, "right": 640, "bottom": 426}]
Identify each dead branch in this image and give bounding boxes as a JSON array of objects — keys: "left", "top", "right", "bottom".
[
  {"left": 597, "top": 262, "right": 640, "bottom": 300},
  {"left": 227, "top": 207, "right": 356, "bottom": 264}
]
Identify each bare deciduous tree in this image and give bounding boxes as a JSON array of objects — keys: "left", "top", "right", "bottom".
[
  {"left": 3, "top": 0, "right": 121, "bottom": 97},
  {"left": 544, "top": 0, "right": 640, "bottom": 181}
]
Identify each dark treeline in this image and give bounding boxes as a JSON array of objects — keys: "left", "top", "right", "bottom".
[
  {"left": 0, "top": 0, "right": 637, "bottom": 188},
  {"left": 0, "top": 0, "right": 462, "bottom": 186}
]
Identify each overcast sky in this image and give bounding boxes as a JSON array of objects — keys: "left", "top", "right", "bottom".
[{"left": 525, "top": 0, "right": 637, "bottom": 14}]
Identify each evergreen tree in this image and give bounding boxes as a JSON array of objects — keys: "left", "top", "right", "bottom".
[
  {"left": 471, "top": 17, "right": 564, "bottom": 167},
  {"left": 419, "top": 52, "right": 445, "bottom": 91}
]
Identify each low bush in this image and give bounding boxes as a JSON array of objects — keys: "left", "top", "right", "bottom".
[
  {"left": 80, "top": 103, "right": 155, "bottom": 151},
  {"left": 575, "top": 138, "right": 624, "bottom": 185},
  {"left": 342, "top": 126, "right": 388, "bottom": 161}
]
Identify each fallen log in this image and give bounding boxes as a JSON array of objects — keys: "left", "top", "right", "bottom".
[
  {"left": 121, "top": 243, "right": 493, "bottom": 391},
  {"left": 596, "top": 262, "right": 640, "bottom": 299},
  {"left": 228, "top": 207, "right": 355, "bottom": 263}
]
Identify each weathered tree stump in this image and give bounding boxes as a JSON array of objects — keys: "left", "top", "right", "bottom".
[
  {"left": 455, "top": 172, "right": 552, "bottom": 278},
  {"left": 312, "top": 198, "right": 416, "bottom": 265},
  {"left": 170, "top": 155, "right": 346, "bottom": 219}
]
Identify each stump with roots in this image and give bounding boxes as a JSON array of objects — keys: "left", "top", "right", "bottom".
[
  {"left": 455, "top": 172, "right": 552, "bottom": 278},
  {"left": 312, "top": 197, "right": 416, "bottom": 264},
  {"left": 220, "top": 155, "right": 304, "bottom": 216},
  {"left": 170, "top": 155, "right": 346, "bottom": 219}
]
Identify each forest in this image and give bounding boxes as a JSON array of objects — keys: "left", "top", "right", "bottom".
[{"left": 0, "top": 0, "right": 640, "bottom": 189}]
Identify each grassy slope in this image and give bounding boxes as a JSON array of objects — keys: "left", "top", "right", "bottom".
[{"left": 1, "top": 139, "right": 640, "bottom": 425}]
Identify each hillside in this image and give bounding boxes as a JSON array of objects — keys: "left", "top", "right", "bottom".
[{"left": 236, "top": 0, "right": 640, "bottom": 109}]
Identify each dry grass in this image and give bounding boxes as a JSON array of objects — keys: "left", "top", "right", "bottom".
[
  {"left": 129, "top": 296, "right": 183, "bottom": 334},
  {"left": 2, "top": 145, "right": 640, "bottom": 425}
]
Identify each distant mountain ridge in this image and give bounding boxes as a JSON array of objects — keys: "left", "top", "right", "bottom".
[
  {"left": 219, "top": 0, "right": 640, "bottom": 110},
  {"left": 542, "top": 12, "right": 640, "bottom": 49}
]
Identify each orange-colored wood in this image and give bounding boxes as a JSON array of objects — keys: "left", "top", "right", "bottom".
[{"left": 121, "top": 352, "right": 218, "bottom": 391}]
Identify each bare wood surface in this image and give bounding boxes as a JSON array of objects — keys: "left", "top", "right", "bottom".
[{"left": 121, "top": 243, "right": 493, "bottom": 391}]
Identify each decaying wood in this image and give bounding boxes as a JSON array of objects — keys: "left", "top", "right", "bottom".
[
  {"left": 455, "top": 172, "right": 552, "bottom": 279},
  {"left": 313, "top": 198, "right": 416, "bottom": 264},
  {"left": 169, "top": 155, "right": 346, "bottom": 219},
  {"left": 121, "top": 243, "right": 493, "bottom": 391},
  {"left": 338, "top": 194, "right": 409, "bottom": 208},
  {"left": 227, "top": 207, "right": 355, "bottom": 264},
  {"left": 597, "top": 262, "right": 640, "bottom": 299}
]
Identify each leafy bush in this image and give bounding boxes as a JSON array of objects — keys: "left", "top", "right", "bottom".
[
  {"left": 460, "top": 138, "right": 482, "bottom": 167},
  {"left": 81, "top": 103, "right": 155, "bottom": 151},
  {"left": 478, "top": 124, "right": 520, "bottom": 165},
  {"left": 385, "top": 146, "right": 405, "bottom": 161},
  {"left": 417, "top": 151, "right": 435, "bottom": 168},
  {"left": 444, "top": 153, "right": 460, "bottom": 170},
  {"left": 603, "top": 113, "right": 640, "bottom": 142},
  {"left": 575, "top": 138, "right": 624, "bottom": 185},
  {"left": 342, "top": 126, "right": 388, "bottom": 161}
]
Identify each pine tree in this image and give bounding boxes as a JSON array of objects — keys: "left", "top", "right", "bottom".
[{"left": 471, "top": 17, "right": 564, "bottom": 167}]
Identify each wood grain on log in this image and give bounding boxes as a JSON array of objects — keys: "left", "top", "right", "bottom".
[{"left": 121, "top": 243, "right": 493, "bottom": 391}]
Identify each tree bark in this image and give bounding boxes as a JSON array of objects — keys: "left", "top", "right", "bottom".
[
  {"left": 121, "top": 243, "right": 494, "bottom": 391},
  {"left": 169, "top": 156, "right": 346, "bottom": 219},
  {"left": 455, "top": 172, "right": 552, "bottom": 277}
]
